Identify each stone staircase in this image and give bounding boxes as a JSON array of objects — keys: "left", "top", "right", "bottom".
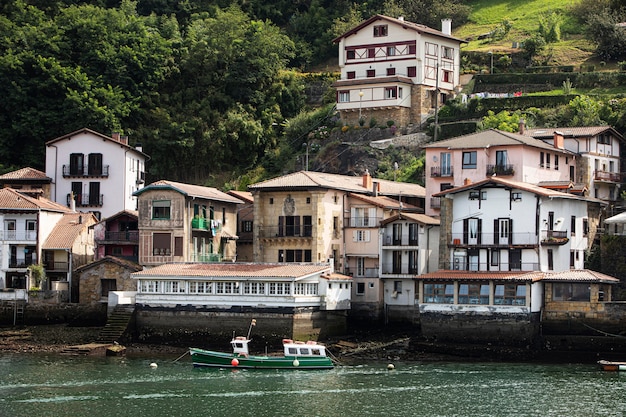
[{"left": 95, "top": 304, "right": 136, "bottom": 344}]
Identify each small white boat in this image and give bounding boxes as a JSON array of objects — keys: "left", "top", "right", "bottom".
[{"left": 598, "top": 360, "right": 626, "bottom": 371}]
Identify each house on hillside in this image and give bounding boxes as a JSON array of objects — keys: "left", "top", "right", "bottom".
[
  {"left": 522, "top": 126, "right": 625, "bottom": 205},
  {"left": 434, "top": 177, "right": 602, "bottom": 273},
  {"left": 0, "top": 167, "right": 52, "bottom": 199},
  {"left": 93, "top": 210, "right": 139, "bottom": 263},
  {"left": 333, "top": 15, "right": 464, "bottom": 128},
  {"left": 227, "top": 190, "right": 254, "bottom": 262},
  {"left": 45, "top": 128, "right": 148, "bottom": 220},
  {"left": 424, "top": 129, "right": 576, "bottom": 216},
  {"left": 248, "top": 170, "right": 425, "bottom": 272},
  {"left": 75, "top": 256, "right": 141, "bottom": 305},
  {"left": 133, "top": 180, "right": 242, "bottom": 268}
]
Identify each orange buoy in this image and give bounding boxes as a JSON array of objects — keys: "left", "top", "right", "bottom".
[{"left": 231, "top": 358, "right": 239, "bottom": 367}]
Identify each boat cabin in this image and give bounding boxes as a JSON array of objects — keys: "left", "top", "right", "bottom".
[
  {"left": 231, "top": 336, "right": 251, "bottom": 357},
  {"left": 282, "top": 339, "right": 328, "bottom": 358}
]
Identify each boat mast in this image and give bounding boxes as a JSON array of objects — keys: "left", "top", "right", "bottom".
[{"left": 246, "top": 318, "right": 256, "bottom": 339}]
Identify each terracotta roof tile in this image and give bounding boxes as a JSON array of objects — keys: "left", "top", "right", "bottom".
[
  {"left": 132, "top": 263, "right": 332, "bottom": 279},
  {"left": 380, "top": 212, "right": 440, "bottom": 226},
  {"left": 539, "top": 269, "right": 620, "bottom": 283},
  {"left": 523, "top": 126, "right": 624, "bottom": 140},
  {"left": 135, "top": 180, "right": 243, "bottom": 204},
  {"left": 0, "top": 167, "right": 51, "bottom": 181},
  {"left": 43, "top": 212, "right": 97, "bottom": 249},
  {"left": 75, "top": 256, "right": 142, "bottom": 273},
  {"left": 424, "top": 129, "right": 574, "bottom": 153},
  {"left": 227, "top": 190, "right": 253, "bottom": 204},
  {"left": 414, "top": 270, "right": 536, "bottom": 281},
  {"left": 349, "top": 193, "right": 421, "bottom": 211},
  {"left": 0, "top": 188, "right": 70, "bottom": 212}
]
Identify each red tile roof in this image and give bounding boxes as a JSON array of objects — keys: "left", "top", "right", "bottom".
[
  {"left": 135, "top": 180, "right": 243, "bottom": 204},
  {"left": 414, "top": 270, "right": 536, "bottom": 281},
  {"left": 42, "top": 212, "right": 97, "bottom": 249},
  {"left": 380, "top": 212, "right": 440, "bottom": 226},
  {"left": 132, "top": 263, "right": 333, "bottom": 279},
  {"left": 0, "top": 167, "right": 51, "bottom": 181},
  {"left": 0, "top": 188, "right": 70, "bottom": 212}
]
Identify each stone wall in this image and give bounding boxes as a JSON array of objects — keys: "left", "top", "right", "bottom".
[
  {"left": 78, "top": 261, "right": 137, "bottom": 304},
  {"left": 0, "top": 302, "right": 106, "bottom": 325}
]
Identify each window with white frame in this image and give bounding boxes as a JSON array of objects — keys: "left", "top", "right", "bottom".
[
  {"left": 163, "top": 280, "right": 186, "bottom": 293},
  {"left": 385, "top": 87, "right": 397, "bottom": 99},
  {"left": 295, "top": 283, "right": 318, "bottom": 295},
  {"left": 140, "top": 280, "right": 160, "bottom": 293},
  {"left": 216, "top": 282, "right": 238, "bottom": 294},
  {"left": 339, "top": 91, "right": 350, "bottom": 102},
  {"left": 442, "top": 46, "right": 454, "bottom": 60},
  {"left": 355, "top": 230, "right": 371, "bottom": 242},
  {"left": 387, "top": 46, "right": 396, "bottom": 56},
  {"left": 243, "top": 282, "right": 265, "bottom": 295},
  {"left": 189, "top": 281, "right": 213, "bottom": 294},
  {"left": 373, "top": 25, "right": 388, "bottom": 37},
  {"left": 356, "top": 257, "right": 365, "bottom": 276},
  {"left": 269, "top": 282, "right": 290, "bottom": 295}
]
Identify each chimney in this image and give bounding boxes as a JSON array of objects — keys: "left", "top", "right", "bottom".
[
  {"left": 120, "top": 135, "right": 129, "bottom": 145},
  {"left": 553, "top": 131, "right": 564, "bottom": 149},
  {"left": 372, "top": 181, "right": 379, "bottom": 197},
  {"left": 362, "top": 169, "right": 372, "bottom": 190},
  {"left": 111, "top": 132, "right": 121, "bottom": 141},
  {"left": 398, "top": 16, "right": 404, "bottom": 21},
  {"left": 441, "top": 18, "right": 452, "bottom": 35},
  {"left": 78, "top": 215, "right": 82, "bottom": 224},
  {"left": 135, "top": 142, "right": 143, "bottom": 152},
  {"left": 518, "top": 118, "right": 525, "bottom": 135},
  {"left": 70, "top": 191, "right": 76, "bottom": 212},
  {"left": 464, "top": 178, "right": 472, "bottom": 186}
]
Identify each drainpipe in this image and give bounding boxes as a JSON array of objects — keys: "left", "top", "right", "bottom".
[{"left": 67, "top": 250, "right": 72, "bottom": 303}]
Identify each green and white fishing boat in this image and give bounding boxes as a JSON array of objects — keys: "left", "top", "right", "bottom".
[{"left": 189, "top": 320, "right": 334, "bottom": 370}]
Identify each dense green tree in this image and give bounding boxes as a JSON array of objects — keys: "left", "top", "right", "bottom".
[{"left": 585, "top": 8, "right": 626, "bottom": 61}]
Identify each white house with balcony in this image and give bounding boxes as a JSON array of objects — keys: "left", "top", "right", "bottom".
[
  {"left": 434, "top": 177, "right": 600, "bottom": 274},
  {"left": 333, "top": 14, "right": 464, "bottom": 127},
  {"left": 45, "top": 128, "right": 149, "bottom": 220}
]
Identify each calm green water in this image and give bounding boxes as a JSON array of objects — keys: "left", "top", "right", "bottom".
[{"left": 0, "top": 353, "right": 625, "bottom": 417}]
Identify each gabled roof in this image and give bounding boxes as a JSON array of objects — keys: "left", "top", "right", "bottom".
[
  {"left": 538, "top": 269, "right": 620, "bottom": 284},
  {"left": 332, "top": 14, "right": 465, "bottom": 43},
  {"left": 349, "top": 193, "right": 421, "bottom": 211},
  {"left": 433, "top": 177, "right": 592, "bottom": 201},
  {"left": 43, "top": 212, "right": 97, "bottom": 249},
  {"left": 248, "top": 171, "right": 425, "bottom": 198},
  {"left": 424, "top": 129, "right": 573, "bottom": 153},
  {"left": 414, "top": 270, "right": 536, "bottom": 281},
  {"left": 95, "top": 209, "right": 138, "bottom": 226},
  {"left": 45, "top": 128, "right": 149, "bottom": 158},
  {"left": 380, "top": 212, "right": 440, "bottom": 226},
  {"left": 0, "top": 188, "right": 71, "bottom": 212},
  {"left": 0, "top": 167, "right": 51, "bottom": 182},
  {"left": 134, "top": 180, "right": 243, "bottom": 205},
  {"left": 75, "top": 255, "right": 142, "bottom": 273},
  {"left": 227, "top": 190, "right": 253, "bottom": 204},
  {"left": 132, "top": 262, "right": 334, "bottom": 279},
  {"left": 523, "top": 126, "right": 624, "bottom": 141}
]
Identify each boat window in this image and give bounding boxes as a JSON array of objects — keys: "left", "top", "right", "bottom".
[
  {"left": 299, "top": 348, "right": 310, "bottom": 355},
  {"left": 311, "top": 349, "right": 321, "bottom": 356},
  {"left": 235, "top": 343, "right": 244, "bottom": 348},
  {"left": 288, "top": 347, "right": 297, "bottom": 354}
]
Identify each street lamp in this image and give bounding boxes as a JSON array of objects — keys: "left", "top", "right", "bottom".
[
  {"left": 359, "top": 90, "right": 364, "bottom": 122},
  {"left": 488, "top": 51, "right": 493, "bottom": 74}
]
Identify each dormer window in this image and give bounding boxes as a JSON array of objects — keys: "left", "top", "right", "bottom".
[{"left": 374, "top": 25, "right": 388, "bottom": 37}]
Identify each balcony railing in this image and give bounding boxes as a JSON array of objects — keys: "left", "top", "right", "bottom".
[
  {"left": 192, "top": 217, "right": 209, "bottom": 230},
  {"left": 62, "top": 165, "right": 110, "bottom": 177},
  {"left": 66, "top": 193, "right": 104, "bottom": 207},
  {"left": 448, "top": 232, "right": 537, "bottom": 247},
  {"left": 44, "top": 261, "right": 69, "bottom": 272},
  {"left": 443, "top": 261, "right": 539, "bottom": 271},
  {"left": 9, "top": 258, "right": 37, "bottom": 268},
  {"left": 430, "top": 197, "right": 441, "bottom": 209},
  {"left": 344, "top": 216, "right": 382, "bottom": 228},
  {"left": 381, "top": 263, "right": 420, "bottom": 275},
  {"left": 0, "top": 231, "right": 37, "bottom": 241},
  {"left": 258, "top": 225, "right": 313, "bottom": 239},
  {"left": 541, "top": 229, "right": 569, "bottom": 245},
  {"left": 382, "top": 235, "right": 419, "bottom": 246},
  {"left": 430, "top": 166, "right": 454, "bottom": 177},
  {"left": 486, "top": 164, "right": 515, "bottom": 176},
  {"left": 594, "top": 170, "right": 623, "bottom": 183},
  {"left": 100, "top": 230, "right": 139, "bottom": 243},
  {"left": 191, "top": 253, "right": 222, "bottom": 263}
]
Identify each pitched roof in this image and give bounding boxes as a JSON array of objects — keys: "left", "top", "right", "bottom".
[
  {"left": 433, "top": 176, "right": 591, "bottom": 201},
  {"left": 75, "top": 255, "right": 142, "bottom": 273},
  {"left": 0, "top": 188, "right": 71, "bottom": 212},
  {"left": 332, "top": 14, "right": 465, "bottom": 43},
  {"left": 380, "top": 212, "right": 440, "bottom": 226},
  {"left": 605, "top": 211, "right": 626, "bottom": 224},
  {"left": 132, "top": 262, "right": 333, "bottom": 279},
  {"left": 248, "top": 171, "right": 425, "bottom": 198},
  {"left": 538, "top": 269, "right": 620, "bottom": 284},
  {"left": 95, "top": 209, "right": 138, "bottom": 226},
  {"left": 45, "top": 128, "right": 149, "bottom": 158},
  {"left": 414, "top": 270, "right": 537, "bottom": 281},
  {"left": 42, "top": 212, "right": 97, "bottom": 249},
  {"left": 424, "top": 129, "right": 573, "bottom": 153},
  {"left": 134, "top": 180, "right": 243, "bottom": 204},
  {"left": 0, "top": 167, "right": 51, "bottom": 181},
  {"left": 523, "top": 126, "right": 624, "bottom": 140},
  {"left": 227, "top": 190, "right": 253, "bottom": 204},
  {"left": 349, "top": 193, "right": 422, "bottom": 211}
]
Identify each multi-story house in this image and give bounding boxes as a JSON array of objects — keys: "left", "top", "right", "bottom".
[
  {"left": 0, "top": 167, "right": 52, "bottom": 199},
  {"left": 134, "top": 180, "right": 242, "bottom": 268},
  {"left": 333, "top": 15, "right": 464, "bottom": 127},
  {"left": 522, "top": 126, "right": 625, "bottom": 205},
  {"left": 248, "top": 170, "right": 425, "bottom": 272},
  {"left": 45, "top": 128, "right": 148, "bottom": 220},
  {"left": 424, "top": 129, "right": 576, "bottom": 216},
  {"left": 434, "top": 177, "right": 599, "bottom": 273},
  {"left": 42, "top": 211, "right": 97, "bottom": 301},
  {"left": 93, "top": 210, "right": 139, "bottom": 263},
  {"left": 227, "top": 190, "right": 254, "bottom": 262}
]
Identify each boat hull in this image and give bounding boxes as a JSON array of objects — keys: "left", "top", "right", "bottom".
[
  {"left": 190, "top": 348, "right": 334, "bottom": 369},
  {"left": 598, "top": 360, "right": 626, "bottom": 371}
]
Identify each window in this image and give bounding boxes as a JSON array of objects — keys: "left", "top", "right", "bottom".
[
  {"left": 242, "top": 220, "right": 253, "bottom": 233},
  {"left": 494, "top": 284, "right": 526, "bottom": 305},
  {"left": 408, "top": 250, "right": 418, "bottom": 274},
  {"left": 87, "top": 153, "right": 103, "bottom": 176},
  {"left": 540, "top": 152, "right": 544, "bottom": 168},
  {"left": 367, "top": 69, "right": 375, "bottom": 77},
  {"left": 392, "top": 223, "right": 402, "bottom": 245},
  {"left": 468, "top": 191, "right": 485, "bottom": 200},
  {"left": 511, "top": 192, "right": 522, "bottom": 201},
  {"left": 303, "top": 216, "right": 313, "bottom": 237},
  {"left": 269, "top": 198, "right": 274, "bottom": 204},
  {"left": 4, "top": 220, "right": 16, "bottom": 239},
  {"left": 163, "top": 281, "right": 186, "bottom": 293},
  {"left": 570, "top": 216, "right": 576, "bottom": 235},
  {"left": 101, "top": 279, "right": 117, "bottom": 297},
  {"left": 295, "top": 283, "right": 318, "bottom": 295},
  {"left": 393, "top": 281, "right": 402, "bottom": 292},
  {"left": 386, "top": 67, "right": 396, "bottom": 76},
  {"left": 367, "top": 48, "right": 375, "bottom": 58},
  {"left": 554, "top": 155, "right": 559, "bottom": 170},
  {"left": 407, "top": 66, "right": 416, "bottom": 77},
  {"left": 269, "top": 282, "right": 290, "bottom": 295},
  {"left": 140, "top": 280, "right": 161, "bottom": 293},
  {"left": 373, "top": 25, "right": 388, "bottom": 37},
  {"left": 278, "top": 249, "right": 312, "bottom": 263},
  {"left": 355, "top": 230, "right": 371, "bottom": 242},
  {"left": 442, "top": 46, "right": 454, "bottom": 60},
  {"left": 546, "top": 153, "right": 551, "bottom": 169},
  {"left": 398, "top": 87, "right": 403, "bottom": 98},
  {"left": 346, "top": 50, "right": 355, "bottom": 60},
  {"left": 392, "top": 250, "right": 402, "bottom": 273},
  {"left": 356, "top": 257, "right": 365, "bottom": 276},
  {"left": 25, "top": 220, "right": 36, "bottom": 240},
  {"left": 384, "top": 87, "right": 397, "bottom": 99},
  {"left": 356, "top": 282, "right": 365, "bottom": 295},
  {"left": 216, "top": 282, "right": 238, "bottom": 294},
  {"left": 509, "top": 249, "right": 522, "bottom": 270},
  {"left": 462, "top": 151, "right": 477, "bottom": 169},
  {"left": 458, "top": 283, "right": 489, "bottom": 304},
  {"left": 243, "top": 282, "right": 265, "bottom": 295},
  {"left": 547, "top": 249, "right": 554, "bottom": 271},
  {"left": 88, "top": 182, "right": 101, "bottom": 205},
  {"left": 423, "top": 283, "right": 454, "bottom": 303},
  {"left": 152, "top": 233, "right": 171, "bottom": 256},
  {"left": 387, "top": 46, "right": 396, "bottom": 56},
  {"left": 491, "top": 250, "right": 500, "bottom": 266},
  {"left": 152, "top": 200, "right": 171, "bottom": 219},
  {"left": 583, "top": 218, "right": 589, "bottom": 237},
  {"left": 190, "top": 281, "right": 213, "bottom": 294},
  {"left": 69, "top": 153, "right": 84, "bottom": 176},
  {"left": 408, "top": 223, "right": 419, "bottom": 245},
  {"left": 339, "top": 91, "right": 350, "bottom": 102},
  {"left": 570, "top": 251, "right": 575, "bottom": 268},
  {"left": 443, "top": 70, "right": 452, "bottom": 83},
  {"left": 552, "top": 283, "right": 590, "bottom": 301},
  {"left": 440, "top": 152, "right": 452, "bottom": 176},
  {"left": 409, "top": 44, "right": 416, "bottom": 54}
]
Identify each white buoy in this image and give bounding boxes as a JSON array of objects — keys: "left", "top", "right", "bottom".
[
  {"left": 293, "top": 359, "right": 300, "bottom": 367},
  {"left": 150, "top": 362, "right": 158, "bottom": 368},
  {"left": 387, "top": 363, "right": 395, "bottom": 370}
]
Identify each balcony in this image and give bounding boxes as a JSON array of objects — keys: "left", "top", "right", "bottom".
[
  {"left": 9, "top": 258, "right": 36, "bottom": 269},
  {"left": 486, "top": 164, "right": 515, "bottom": 176},
  {"left": 382, "top": 235, "right": 419, "bottom": 247},
  {"left": 344, "top": 216, "right": 382, "bottom": 228},
  {"left": 443, "top": 261, "right": 539, "bottom": 272},
  {"left": 430, "top": 197, "right": 441, "bottom": 209},
  {"left": 594, "top": 170, "right": 623, "bottom": 183},
  {"left": 66, "top": 193, "right": 104, "bottom": 207},
  {"left": 98, "top": 230, "right": 139, "bottom": 243},
  {"left": 44, "top": 261, "right": 69, "bottom": 272},
  {"left": 430, "top": 166, "right": 454, "bottom": 177},
  {"left": 192, "top": 253, "right": 222, "bottom": 263},
  {"left": 381, "top": 263, "right": 419, "bottom": 276},
  {"left": 541, "top": 230, "right": 569, "bottom": 245},
  {"left": 62, "top": 165, "right": 110, "bottom": 178},
  {"left": 0, "top": 231, "right": 37, "bottom": 241},
  {"left": 258, "top": 225, "right": 313, "bottom": 239},
  {"left": 192, "top": 217, "right": 209, "bottom": 230},
  {"left": 448, "top": 232, "right": 537, "bottom": 247}
]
